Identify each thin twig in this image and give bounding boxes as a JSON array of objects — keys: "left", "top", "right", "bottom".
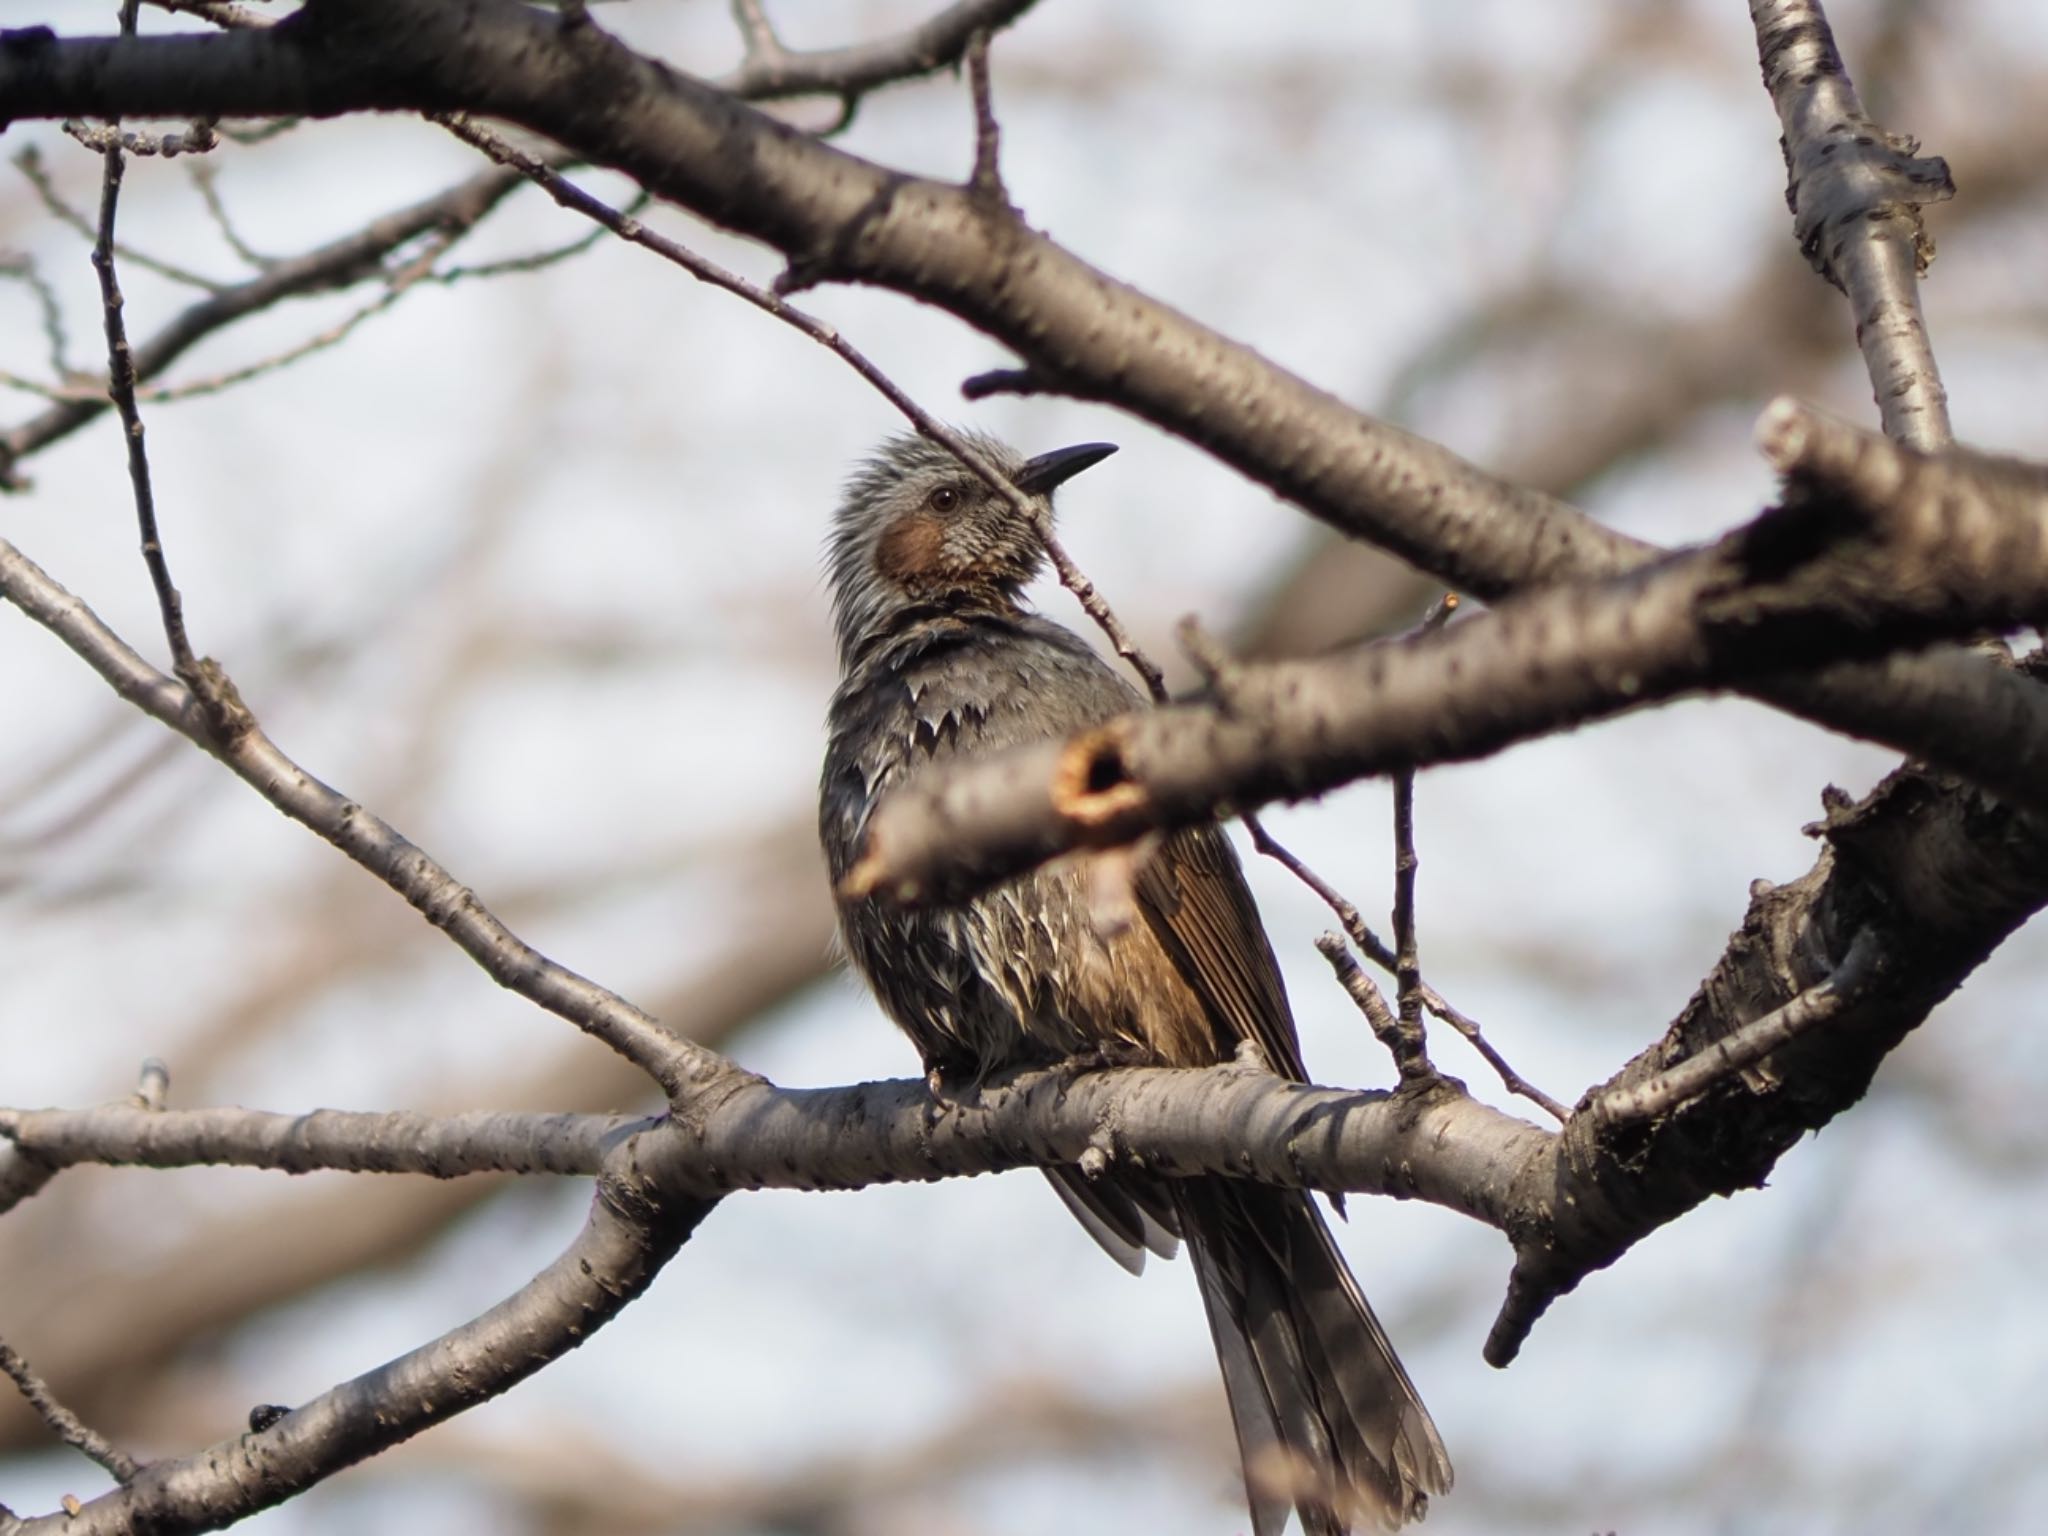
[
  {"left": 1245, "top": 812, "right": 1567, "bottom": 1120},
  {"left": 965, "top": 30, "right": 1005, "bottom": 203},
  {"left": 1315, "top": 934, "right": 1428, "bottom": 1082},
  {"left": 434, "top": 112, "right": 1172, "bottom": 701},
  {"left": 433, "top": 192, "right": 648, "bottom": 282},
  {"left": 130, "top": 233, "right": 451, "bottom": 403},
  {"left": 1388, "top": 596, "right": 1456, "bottom": 1075},
  {"left": 0, "top": 254, "right": 75, "bottom": 379},
  {"left": 1388, "top": 598, "right": 1457, "bottom": 1063},
  {"left": 1391, "top": 769, "right": 1422, "bottom": 1025},
  {"left": 90, "top": 0, "right": 198, "bottom": 680},
  {"left": 1598, "top": 931, "right": 1881, "bottom": 1123},
  {"left": 2, "top": 159, "right": 544, "bottom": 486},
  {"left": 0, "top": 537, "right": 713, "bottom": 1099},
  {"left": 1190, "top": 600, "right": 1564, "bottom": 1118},
  {"left": 189, "top": 157, "right": 274, "bottom": 269},
  {"left": 0, "top": 1335, "right": 142, "bottom": 1484},
  {"left": 15, "top": 144, "right": 225, "bottom": 294}
]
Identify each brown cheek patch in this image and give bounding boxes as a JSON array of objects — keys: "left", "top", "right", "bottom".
[{"left": 876, "top": 515, "right": 948, "bottom": 588}]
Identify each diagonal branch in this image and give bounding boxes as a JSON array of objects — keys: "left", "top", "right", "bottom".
[
  {"left": 0, "top": 537, "right": 730, "bottom": 1100},
  {"left": 0, "top": 1336, "right": 142, "bottom": 1485},
  {"left": 1596, "top": 930, "right": 1879, "bottom": 1124},
  {"left": 0, "top": 159, "right": 540, "bottom": 486},
  {"left": 13, "top": 1155, "right": 710, "bottom": 1536},
  {"left": 848, "top": 402, "right": 2048, "bottom": 905}
]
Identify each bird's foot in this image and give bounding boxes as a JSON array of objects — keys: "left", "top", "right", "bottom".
[{"left": 1053, "top": 1039, "right": 1153, "bottom": 1080}]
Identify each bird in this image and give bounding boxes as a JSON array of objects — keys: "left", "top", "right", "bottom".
[{"left": 817, "top": 431, "right": 1452, "bottom": 1533}]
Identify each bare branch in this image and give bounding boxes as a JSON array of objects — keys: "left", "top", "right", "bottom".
[
  {"left": 0, "top": 1104, "right": 637, "bottom": 1184},
  {"left": 5, "top": 1068, "right": 1542, "bottom": 1229},
  {"left": 1316, "top": 934, "right": 1425, "bottom": 1082},
  {"left": 1750, "top": 0, "right": 1954, "bottom": 449},
  {"left": 0, "top": 1337, "right": 141, "bottom": 1485},
  {"left": 965, "top": 29, "right": 1004, "bottom": 204},
  {"left": 1597, "top": 931, "right": 1880, "bottom": 1123},
  {"left": 18, "top": 1162, "right": 708, "bottom": 1536},
  {"left": 1, "top": 159, "right": 540, "bottom": 485},
  {"left": 850, "top": 403, "right": 2048, "bottom": 904},
  {"left": 0, "top": 537, "right": 723, "bottom": 1100},
  {"left": 716, "top": 0, "right": 1043, "bottom": 102},
  {"left": 0, "top": 6, "right": 2039, "bottom": 808},
  {"left": 88, "top": 5, "right": 199, "bottom": 680}
]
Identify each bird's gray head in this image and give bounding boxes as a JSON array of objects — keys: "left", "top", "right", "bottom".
[{"left": 825, "top": 431, "right": 1116, "bottom": 669}]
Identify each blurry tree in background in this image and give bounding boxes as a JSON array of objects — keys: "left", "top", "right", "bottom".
[{"left": 2, "top": 1, "right": 2048, "bottom": 1533}]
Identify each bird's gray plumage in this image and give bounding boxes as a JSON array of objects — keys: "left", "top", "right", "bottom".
[{"left": 819, "top": 432, "right": 1452, "bottom": 1532}]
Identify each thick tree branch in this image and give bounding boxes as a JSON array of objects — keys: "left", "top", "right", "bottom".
[
  {"left": 848, "top": 403, "right": 2048, "bottom": 904},
  {"left": 0, "top": 1068, "right": 1545, "bottom": 1235},
  {"left": 1750, "top": 0, "right": 1954, "bottom": 449},
  {"left": 0, "top": 911, "right": 831, "bottom": 1461},
  {"left": 2, "top": 0, "right": 2034, "bottom": 819}
]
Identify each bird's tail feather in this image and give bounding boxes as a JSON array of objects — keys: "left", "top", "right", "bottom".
[{"left": 1173, "top": 1178, "right": 1451, "bottom": 1534}]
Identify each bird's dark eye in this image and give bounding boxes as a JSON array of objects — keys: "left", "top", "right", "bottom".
[{"left": 927, "top": 485, "right": 962, "bottom": 513}]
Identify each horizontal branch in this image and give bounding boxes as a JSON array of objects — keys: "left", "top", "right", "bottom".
[
  {"left": 0, "top": 1104, "right": 641, "bottom": 1185},
  {"left": 13, "top": 1025, "right": 1981, "bottom": 1380},
  {"left": 0, "top": 1070, "right": 1546, "bottom": 1233},
  {"left": 716, "top": 0, "right": 1042, "bottom": 101},
  {"left": 850, "top": 403, "right": 2048, "bottom": 904}
]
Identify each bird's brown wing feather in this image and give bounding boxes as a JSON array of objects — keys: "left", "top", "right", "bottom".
[{"left": 1133, "top": 827, "right": 1309, "bottom": 1083}]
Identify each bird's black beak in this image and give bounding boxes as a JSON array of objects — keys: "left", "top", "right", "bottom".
[{"left": 1012, "top": 441, "right": 1118, "bottom": 497}]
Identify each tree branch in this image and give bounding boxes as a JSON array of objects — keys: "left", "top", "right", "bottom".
[
  {"left": 847, "top": 402, "right": 2048, "bottom": 904},
  {"left": 716, "top": 0, "right": 1042, "bottom": 103},
  {"left": 0, "top": 1336, "right": 141, "bottom": 1485},
  {"left": 0, "top": 1105, "right": 639, "bottom": 1188},
  {"left": 12, "top": 1157, "right": 709, "bottom": 1536},
  {"left": 0, "top": 158, "right": 539, "bottom": 485},
  {"left": 0, "top": 1068, "right": 1545, "bottom": 1234},
  {"left": 0, "top": 537, "right": 726, "bottom": 1100},
  {"left": 1750, "top": 0, "right": 1954, "bottom": 449},
  {"left": 0, "top": 4, "right": 2038, "bottom": 808}
]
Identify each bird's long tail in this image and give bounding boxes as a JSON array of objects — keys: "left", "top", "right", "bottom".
[{"left": 1173, "top": 1177, "right": 1452, "bottom": 1534}]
